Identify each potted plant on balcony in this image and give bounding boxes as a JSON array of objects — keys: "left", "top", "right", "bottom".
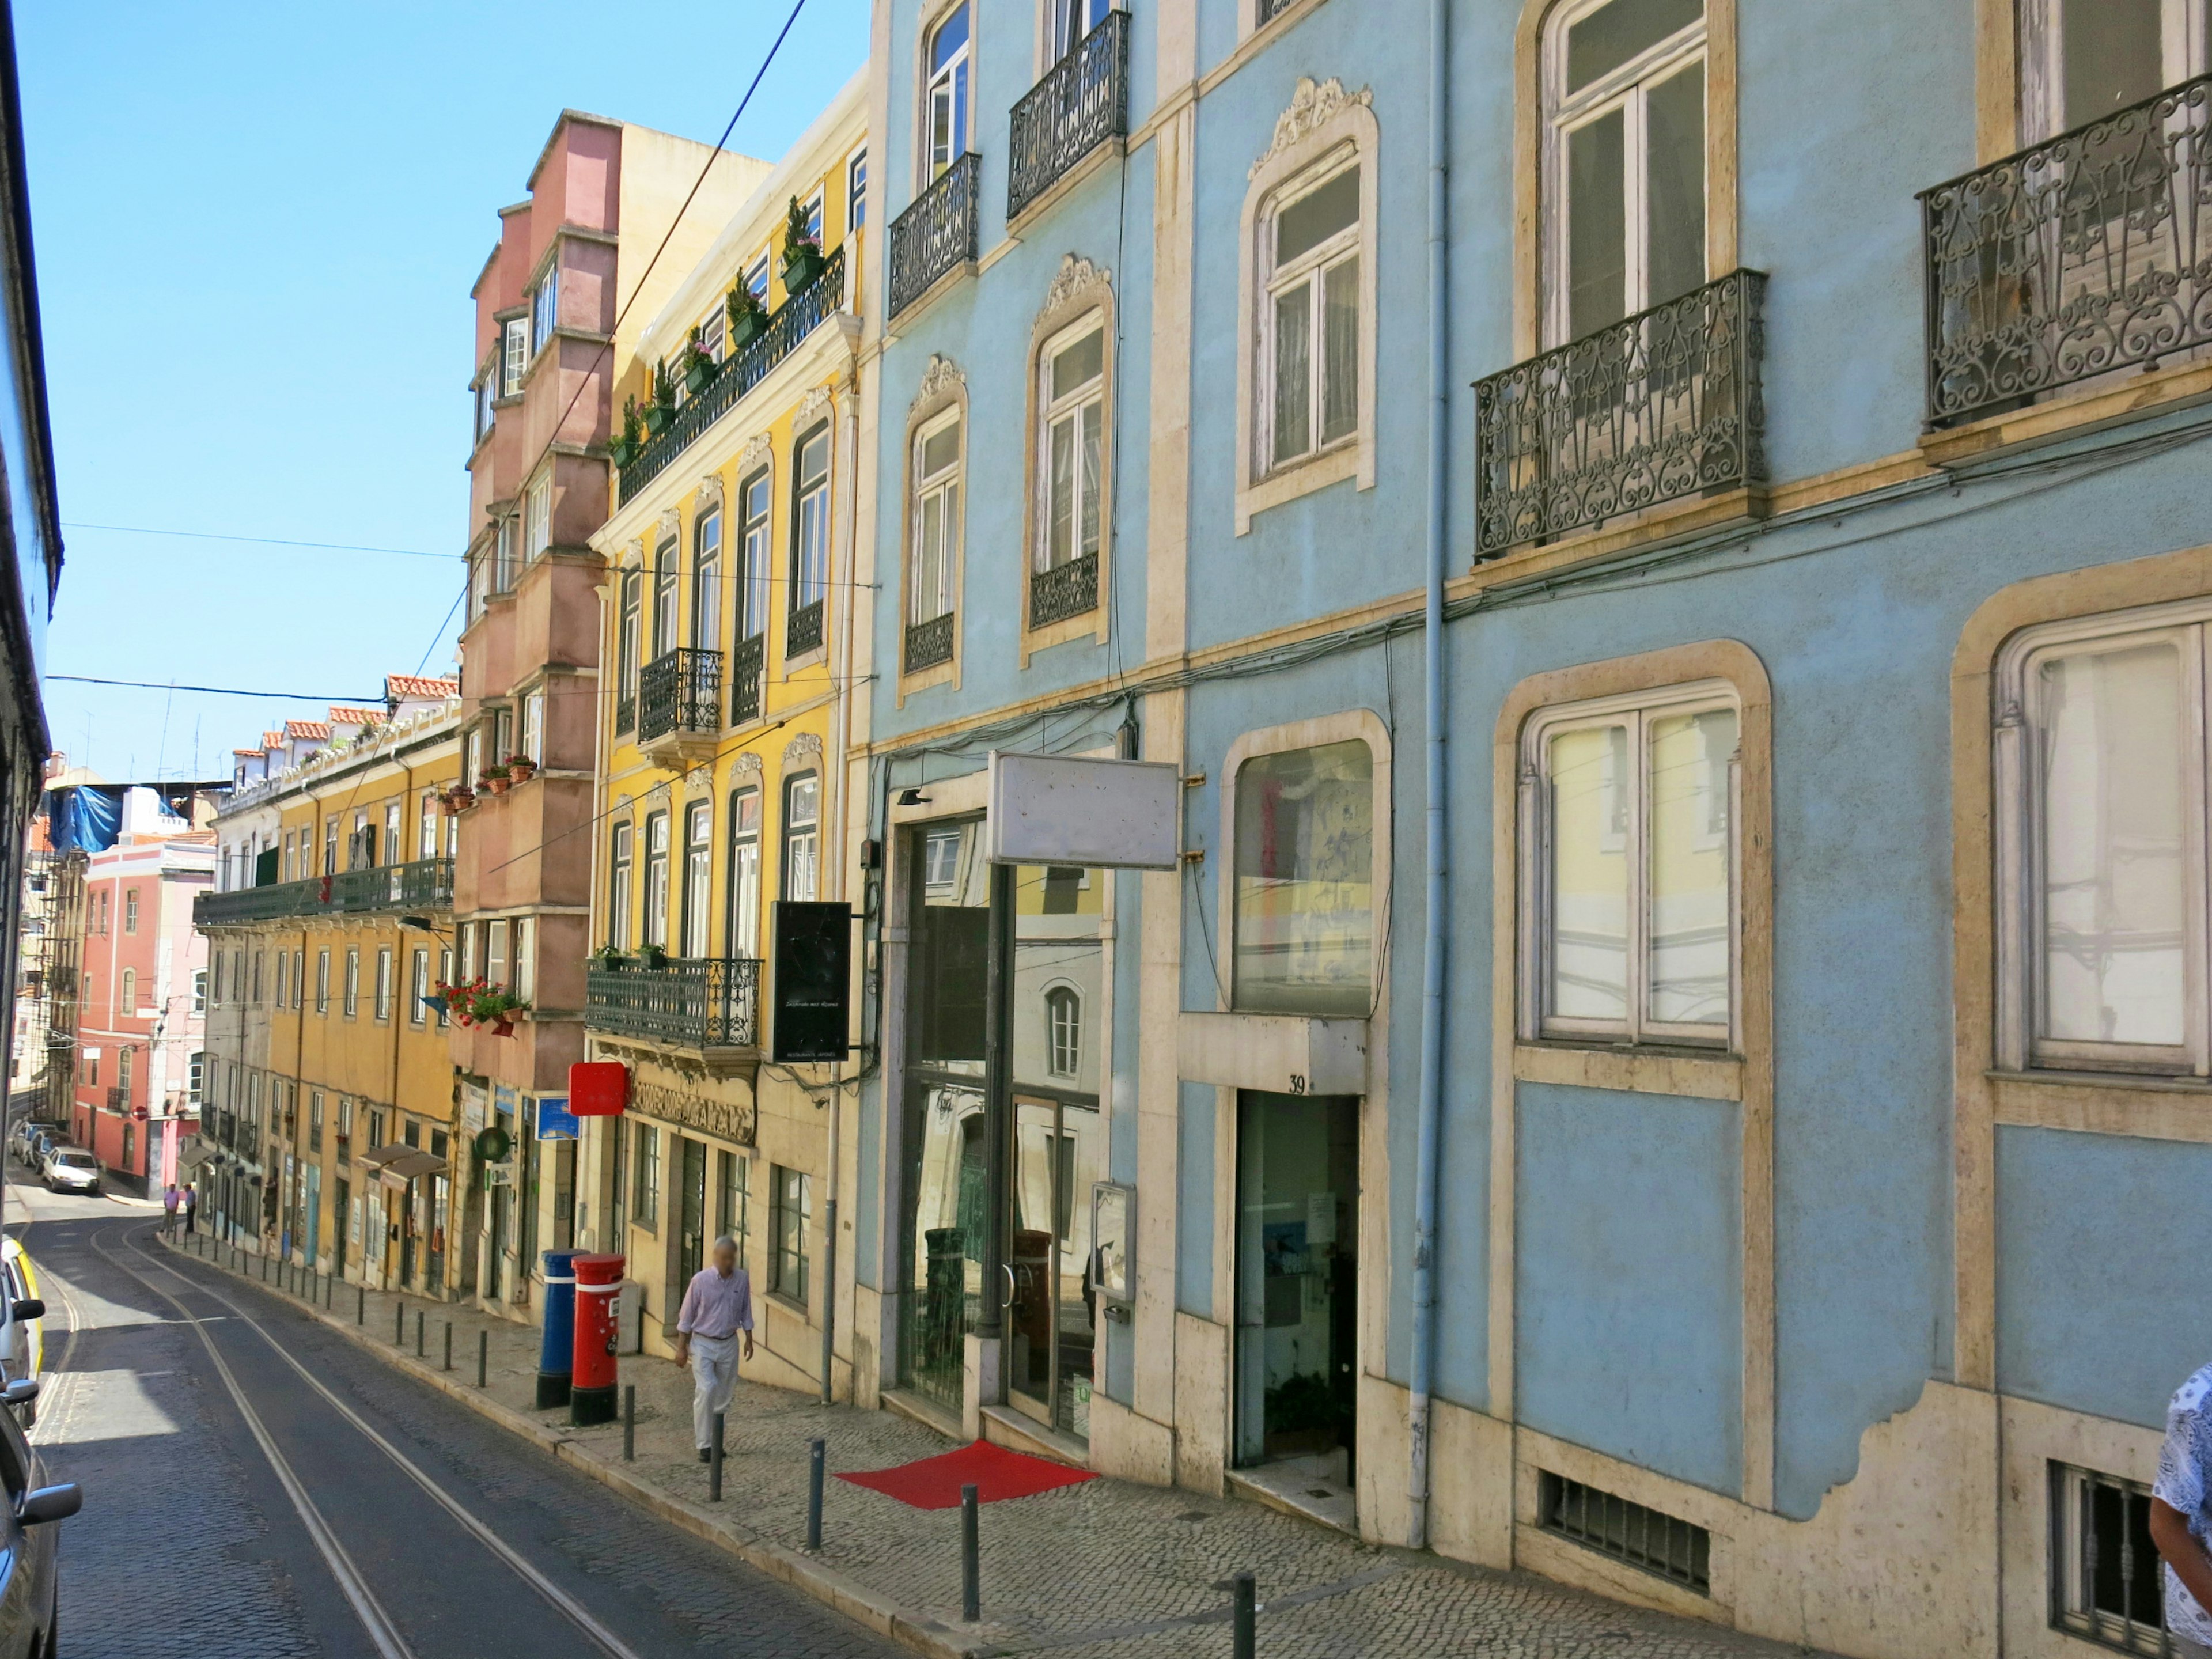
[
  {"left": 479, "top": 762, "right": 512, "bottom": 796},
  {"left": 611, "top": 396, "right": 645, "bottom": 467},
  {"left": 640, "top": 942, "right": 669, "bottom": 971},
  {"left": 445, "top": 782, "right": 476, "bottom": 812},
  {"left": 592, "top": 942, "right": 629, "bottom": 969},
  {"left": 680, "top": 330, "right": 718, "bottom": 397},
  {"left": 435, "top": 976, "right": 484, "bottom": 1027},
  {"left": 781, "top": 195, "right": 824, "bottom": 295},
  {"left": 504, "top": 752, "right": 537, "bottom": 784},
  {"left": 726, "top": 283, "right": 769, "bottom": 353},
  {"left": 473, "top": 987, "right": 533, "bottom": 1037},
  {"left": 644, "top": 362, "right": 675, "bottom": 434}
]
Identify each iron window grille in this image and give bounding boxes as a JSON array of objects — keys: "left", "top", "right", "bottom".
[
  {"left": 617, "top": 245, "right": 848, "bottom": 506},
  {"left": 1029, "top": 550, "right": 1099, "bottom": 629},
  {"left": 2051, "top": 1461, "right": 2173, "bottom": 1657},
  {"left": 1537, "top": 1472, "right": 1711, "bottom": 1594},
  {"left": 1921, "top": 70, "right": 2212, "bottom": 430},
  {"left": 1008, "top": 10, "right": 1130, "bottom": 222},
  {"left": 728, "top": 632, "right": 766, "bottom": 727},
  {"left": 584, "top": 956, "right": 762, "bottom": 1050},
  {"left": 638, "top": 647, "right": 724, "bottom": 744},
  {"left": 1257, "top": 0, "right": 1298, "bottom": 21},
  {"left": 787, "top": 597, "right": 826, "bottom": 660},
  {"left": 904, "top": 611, "right": 956, "bottom": 673},
  {"left": 1476, "top": 267, "right": 1766, "bottom": 559},
  {"left": 889, "top": 153, "right": 981, "bottom": 320}
]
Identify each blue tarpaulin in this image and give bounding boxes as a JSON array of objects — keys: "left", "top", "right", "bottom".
[{"left": 47, "top": 786, "right": 123, "bottom": 853}]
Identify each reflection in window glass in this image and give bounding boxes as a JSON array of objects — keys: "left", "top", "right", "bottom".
[
  {"left": 1234, "top": 741, "right": 1373, "bottom": 1016},
  {"left": 1548, "top": 723, "right": 1631, "bottom": 1021},
  {"left": 1646, "top": 706, "right": 1736, "bottom": 1025}
]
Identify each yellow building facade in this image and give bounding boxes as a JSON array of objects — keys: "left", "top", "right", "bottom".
[{"left": 579, "top": 75, "right": 868, "bottom": 1395}]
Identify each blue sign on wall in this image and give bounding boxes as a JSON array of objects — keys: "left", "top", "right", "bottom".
[{"left": 536, "top": 1097, "right": 581, "bottom": 1141}]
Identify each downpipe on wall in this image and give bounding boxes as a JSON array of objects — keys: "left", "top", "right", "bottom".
[{"left": 1406, "top": 0, "right": 1450, "bottom": 1554}]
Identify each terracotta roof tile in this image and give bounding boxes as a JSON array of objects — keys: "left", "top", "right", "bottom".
[
  {"left": 285, "top": 721, "right": 331, "bottom": 741},
  {"left": 261, "top": 732, "right": 285, "bottom": 748},
  {"left": 385, "top": 674, "right": 459, "bottom": 700},
  {"left": 326, "top": 706, "right": 386, "bottom": 725}
]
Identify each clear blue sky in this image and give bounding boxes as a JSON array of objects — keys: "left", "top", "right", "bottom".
[{"left": 18, "top": 0, "right": 868, "bottom": 784}]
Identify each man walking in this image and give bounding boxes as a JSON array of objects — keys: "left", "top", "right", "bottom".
[
  {"left": 160, "top": 1184, "right": 179, "bottom": 1239},
  {"left": 672, "top": 1236, "right": 753, "bottom": 1463},
  {"left": 2151, "top": 1360, "right": 2212, "bottom": 1656}
]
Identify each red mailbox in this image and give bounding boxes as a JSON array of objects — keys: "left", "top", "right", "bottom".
[
  {"left": 569, "top": 1061, "right": 628, "bottom": 1117},
  {"left": 569, "top": 1252, "right": 626, "bottom": 1426}
]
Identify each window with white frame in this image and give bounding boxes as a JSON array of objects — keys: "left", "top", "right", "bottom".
[
  {"left": 847, "top": 148, "right": 868, "bottom": 230},
  {"left": 617, "top": 570, "right": 643, "bottom": 705},
  {"left": 925, "top": 3, "right": 972, "bottom": 179},
  {"left": 609, "top": 821, "right": 634, "bottom": 952},
  {"left": 645, "top": 810, "right": 671, "bottom": 949},
  {"left": 1523, "top": 682, "right": 1739, "bottom": 1046},
  {"left": 790, "top": 426, "right": 831, "bottom": 619},
  {"left": 497, "top": 513, "right": 519, "bottom": 589},
  {"left": 343, "top": 948, "right": 360, "bottom": 1019},
  {"left": 525, "top": 474, "right": 552, "bottom": 562},
  {"left": 727, "top": 786, "right": 762, "bottom": 957},
  {"left": 682, "top": 800, "right": 713, "bottom": 959},
  {"left": 374, "top": 947, "right": 393, "bottom": 1022},
  {"left": 1543, "top": 0, "right": 1707, "bottom": 346},
  {"left": 474, "top": 357, "right": 497, "bottom": 442},
  {"left": 911, "top": 412, "right": 961, "bottom": 627},
  {"left": 515, "top": 918, "right": 535, "bottom": 1003},
  {"left": 502, "top": 316, "right": 529, "bottom": 396},
  {"left": 739, "top": 469, "right": 772, "bottom": 640},
  {"left": 522, "top": 688, "right": 544, "bottom": 764},
  {"left": 784, "top": 774, "right": 820, "bottom": 903},
  {"left": 1233, "top": 741, "right": 1376, "bottom": 1017},
  {"left": 698, "top": 302, "right": 725, "bottom": 363},
  {"left": 1259, "top": 161, "right": 1361, "bottom": 474},
  {"left": 692, "top": 507, "right": 723, "bottom": 652},
  {"left": 744, "top": 253, "right": 770, "bottom": 307},
  {"left": 799, "top": 190, "right": 825, "bottom": 248},
  {"left": 410, "top": 947, "right": 429, "bottom": 1027},
  {"left": 1050, "top": 0, "right": 1115, "bottom": 59},
  {"left": 2021, "top": 0, "right": 2209, "bottom": 140},
  {"left": 531, "top": 260, "right": 560, "bottom": 355},
  {"left": 1995, "top": 599, "right": 2212, "bottom": 1077},
  {"left": 652, "top": 532, "right": 679, "bottom": 655},
  {"left": 1045, "top": 984, "right": 1081, "bottom": 1076},
  {"left": 1037, "top": 320, "right": 1104, "bottom": 576}
]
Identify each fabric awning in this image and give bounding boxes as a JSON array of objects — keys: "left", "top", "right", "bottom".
[
  {"left": 374, "top": 1149, "right": 446, "bottom": 1192},
  {"left": 353, "top": 1143, "right": 410, "bottom": 1177}
]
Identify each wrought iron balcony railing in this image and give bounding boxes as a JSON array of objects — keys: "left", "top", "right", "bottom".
[
  {"left": 105, "top": 1086, "right": 125, "bottom": 1112},
  {"left": 615, "top": 692, "right": 636, "bottom": 737},
  {"left": 1029, "top": 552, "right": 1098, "bottom": 629},
  {"left": 786, "top": 599, "right": 825, "bottom": 660},
  {"left": 585, "top": 956, "right": 761, "bottom": 1049},
  {"left": 618, "top": 244, "right": 849, "bottom": 506},
  {"left": 728, "top": 632, "right": 766, "bottom": 726},
  {"left": 890, "top": 154, "right": 980, "bottom": 320},
  {"left": 905, "top": 611, "right": 955, "bottom": 673},
  {"left": 1474, "top": 268, "right": 1768, "bottom": 559},
  {"left": 1921, "top": 71, "right": 2212, "bottom": 429},
  {"left": 638, "top": 647, "right": 723, "bottom": 744},
  {"left": 1008, "top": 12, "right": 1130, "bottom": 222},
  {"left": 192, "top": 857, "right": 454, "bottom": 927}
]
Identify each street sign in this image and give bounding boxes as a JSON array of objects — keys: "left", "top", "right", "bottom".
[
  {"left": 536, "top": 1097, "right": 581, "bottom": 1141},
  {"left": 984, "top": 751, "right": 1180, "bottom": 869}
]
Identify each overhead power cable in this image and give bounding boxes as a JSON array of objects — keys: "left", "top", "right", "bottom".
[{"left": 61, "top": 521, "right": 459, "bottom": 560}]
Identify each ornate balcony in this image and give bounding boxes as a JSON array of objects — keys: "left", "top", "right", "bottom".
[
  {"left": 728, "top": 632, "right": 766, "bottom": 726},
  {"left": 615, "top": 692, "right": 636, "bottom": 737},
  {"left": 786, "top": 599, "right": 825, "bottom": 660},
  {"left": 638, "top": 646, "right": 723, "bottom": 760},
  {"left": 905, "top": 611, "right": 955, "bottom": 674},
  {"left": 1008, "top": 12, "right": 1130, "bottom": 223},
  {"left": 1029, "top": 552, "right": 1098, "bottom": 630},
  {"left": 192, "top": 858, "right": 454, "bottom": 928},
  {"left": 618, "top": 244, "right": 849, "bottom": 506},
  {"left": 1474, "top": 268, "right": 1768, "bottom": 559},
  {"left": 889, "top": 153, "right": 980, "bottom": 320},
  {"left": 586, "top": 956, "right": 761, "bottom": 1063},
  {"left": 1921, "top": 72, "right": 2212, "bottom": 429}
]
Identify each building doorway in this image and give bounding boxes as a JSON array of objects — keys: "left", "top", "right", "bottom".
[
  {"left": 900, "top": 1083, "right": 984, "bottom": 1415},
  {"left": 1234, "top": 1091, "right": 1359, "bottom": 1512},
  {"left": 334, "top": 1178, "right": 350, "bottom": 1277},
  {"left": 1006, "top": 1092, "right": 1103, "bottom": 1439},
  {"left": 677, "top": 1136, "right": 707, "bottom": 1287}
]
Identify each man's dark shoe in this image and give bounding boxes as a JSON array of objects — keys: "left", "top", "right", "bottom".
[{"left": 698, "top": 1448, "right": 711, "bottom": 1463}]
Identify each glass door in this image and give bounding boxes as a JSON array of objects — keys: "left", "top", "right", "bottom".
[
  {"left": 1005, "top": 1092, "right": 1104, "bottom": 1439},
  {"left": 679, "top": 1137, "right": 707, "bottom": 1286}
]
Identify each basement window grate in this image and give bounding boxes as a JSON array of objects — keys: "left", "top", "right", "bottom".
[
  {"left": 1537, "top": 1471, "right": 1711, "bottom": 1594},
  {"left": 2050, "top": 1461, "right": 2173, "bottom": 1657}
]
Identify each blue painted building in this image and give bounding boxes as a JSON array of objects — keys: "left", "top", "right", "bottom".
[{"left": 831, "top": 2, "right": 2212, "bottom": 1653}]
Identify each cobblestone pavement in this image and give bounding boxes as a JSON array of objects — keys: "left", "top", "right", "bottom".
[
  {"left": 162, "top": 1221, "right": 1844, "bottom": 1659},
  {"left": 16, "top": 1181, "right": 900, "bottom": 1658}
]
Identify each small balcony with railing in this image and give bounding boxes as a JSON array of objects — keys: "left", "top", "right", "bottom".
[
  {"left": 585, "top": 955, "right": 762, "bottom": 1071},
  {"left": 637, "top": 646, "right": 722, "bottom": 762},
  {"left": 1920, "top": 71, "right": 2212, "bottom": 433},
  {"left": 1008, "top": 12, "right": 1130, "bottom": 225},
  {"left": 1029, "top": 553, "right": 1098, "bottom": 629},
  {"left": 904, "top": 609, "right": 955, "bottom": 674},
  {"left": 1474, "top": 268, "right": 1768, "bottom": 560},
  {"left": 617, "top": 244, "right": 850, "bottom": 507},
  {"left": 890, "top": 153, "right": 981, "bottom": 321},
  {"left": 194, "top": 857, "right": 455, "bottom": 929},
  {"left": 728, "top": 632, "right": 766, "bottom": 727}
]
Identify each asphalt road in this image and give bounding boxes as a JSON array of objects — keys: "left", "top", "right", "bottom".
[{"left": 8, "top": 1172, "right": 899, "bottom": 1658}]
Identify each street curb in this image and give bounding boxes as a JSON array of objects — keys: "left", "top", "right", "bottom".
[{"left": 160, "top": 1237, "right": 1001, "bottom": 1659}]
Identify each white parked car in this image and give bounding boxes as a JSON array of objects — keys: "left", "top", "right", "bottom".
[{"left": 40, "top": 1147, "right": 99, "bottom": 1196}]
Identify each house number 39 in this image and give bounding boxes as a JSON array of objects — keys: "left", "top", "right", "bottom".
[{"left": 1287, "top": 1073, "right": 1308, "bottom": 1095}]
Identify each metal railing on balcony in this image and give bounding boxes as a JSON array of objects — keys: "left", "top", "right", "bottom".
[
  {"left": 105, "top": 1086, "right": 124, "bottom": 1112},
  {"left": 585, "top": 956, "right": 761, "bottom": 1049},
  {"left": 1029, "top": 552, "right": 1098, "bottom": 629},
  {"left": 1474, "top": 268, "right": 1768, "bottom": 559},
  {"left": 905, "top": 611, "right": 955, "bottom": 673},
  {"left": 618, "top": 244, "right": 849, "bottom": 506},
  {"left": 193, "top": 857, "right": 454, "bottom": 927},
  {"left": 1921, "top": 71, "right": 2212, "bottom": 429},
  {"left": 638, "top": 647, "right": 723, "bottom": 744},
  {"left": 728, "top": 632, "right": 766, "bottom": 726},
  {"left": 1009, "top": 12, "right": 1130, "bottom": 222},
  {"left": 616, "top": 692, "right": 637, "bottom": 737},
  {"left": 890, "top": 154, "right": 980, "bottom": 320},
  {"left": 786, "top": 599, "right": 825, "bottom": 660}
]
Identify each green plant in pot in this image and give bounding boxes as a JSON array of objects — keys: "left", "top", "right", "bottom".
[
  {"left": 643, "top": 361, "right": 675, "bottom": 434},
  {"left": 781, "top": 195, "right": 824, "bottom": 294},
  {"left": 640, "top": 942, "right": 669, "bottom": 970},
  {"left": 726, "top": 283, "right": 769, "bottom": 352},
  {"left": 680, "top": 332, "right": 717, "bottom": 396},
  {"left": 593, "top": 942, "right": 630, "bottom": 969},
  {"left": 611, "top": 395, "right": 645, "bottom": 466}
]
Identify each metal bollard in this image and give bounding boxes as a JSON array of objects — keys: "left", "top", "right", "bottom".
[
  {"left": 807, "top": 1437, "right": 825, "bottom": 1551},
  {"left": 324, "top": 1274, "right": 333, "bottom": 1309},
  {"left": 960, "top": 1483, "right": 980, "bottom": 1622},
  {"left": 357, "top": 1285, "right": 365, "bottom": 1325},
  {"left": 623, "top": 1385, "right": 635, "bottom": 1461},
  {"left": 396, "top": 1302, "right": 406, "bottom": 1345},
  {"left": 444, "top": 1322, "right": 453, "bottom": 1372},
  {"left": 1232, "top": 1572, "right": 1256, "bottom": 1659},
  {"left": 709, "top": 1412, "right": 725, "bottom": 1502},
  {"left": 477, "top": 1328, "right": 487, "bottom": 1389},
  {"left": 416, "top": 1310, "right": 425, "bottom": 1358}
]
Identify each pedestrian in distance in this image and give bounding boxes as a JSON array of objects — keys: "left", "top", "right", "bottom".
[
  {"left": 181, "top": 1184, "right": 195, "bottom": 1234},
  {"left": 161, "top": 1184, "right": 179, "bottom": 1239},
  {"left": 671, "top": 1235, "right": 753, "bottom": 1463},
  {"left": 2151, "top": 1360, "right": 2212, "bottom": 1657}
]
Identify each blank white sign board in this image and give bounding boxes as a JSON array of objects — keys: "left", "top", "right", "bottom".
[{"left": 984, "top": 751, "right": 1181, "bottom": 869}]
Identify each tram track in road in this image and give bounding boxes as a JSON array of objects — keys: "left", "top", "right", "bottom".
[{"left": 93, "top": 1218, "right": 649, "bottom": 1659}]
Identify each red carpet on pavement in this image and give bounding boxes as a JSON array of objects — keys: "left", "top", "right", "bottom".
[{"left": 836, "top": 1439, "right": 1097, "bottom": 1509}]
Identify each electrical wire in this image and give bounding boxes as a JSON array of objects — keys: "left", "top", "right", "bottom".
[
  {"left": 47, "top": 675, "right": 383, "bottom": 701},
  {"left": 61, "top": 522, "right": 460, "bottom": 560}
]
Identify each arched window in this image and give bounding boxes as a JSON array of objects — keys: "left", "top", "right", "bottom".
[
  {"left": 1037, "top": 321, "right": 1104, "bottom": 577},
  {"left": 738, "top": 468, "right": 772, "bottom": 642},
  {"left": 616, "top": 569, "right": 643, "bottom": 733},
  {"left": 925, "top": 3, "right": 972, "bottom": 179},
  {"left": 608, "top": 821, "right": 634, "bottom": 951},
  {"left": 727, "top": 786, "right": 763, "bottom": 958},
  {"left": 911, "top": 415, "right": 961, "bottom": 628},
  {"left": 652, "top": 532, "right": 680, "bottom": 657},
  {"left": 1045, "top": 985, "right": 1081, "bottom": 1077},
  {"left": 692, "top": 507, "right": 722, "bottom": 652},
  {"left": 120, "top": 967, "right": 136, "bottom": 1013},
  {"left": 783, "top": 774, "right": 820, "bottom": 903}
]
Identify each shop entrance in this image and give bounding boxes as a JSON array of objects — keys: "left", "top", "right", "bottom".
[
  {"left": 1234, "top": 1091, "right": 1359, "bottom": 1498},
  {"left": 678, "top": 1136, "right": 708, "bottom": 1286},
  {"left": 1006, "top": 1093, "right": 1103, "bottom": 1438}
]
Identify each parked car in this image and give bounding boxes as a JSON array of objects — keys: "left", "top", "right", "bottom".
[
  {"left": 0, "top": 1373, "right": 77, "bottom": 1654},
  {"left": 39, "top": 1148, "right": 97, "bottom": 1196},
  {"left": 0, "top": 1240, "right": 44, "bottom": 1416}
]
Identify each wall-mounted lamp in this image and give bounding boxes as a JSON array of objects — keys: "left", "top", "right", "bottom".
[{"left": 896, "top": 788, "right": 931, "bottom": 807}]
